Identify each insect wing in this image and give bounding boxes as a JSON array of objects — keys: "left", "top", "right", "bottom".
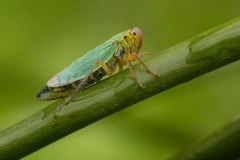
[{"left": 47, "top": 39, "right": 118, "bottom": 87}]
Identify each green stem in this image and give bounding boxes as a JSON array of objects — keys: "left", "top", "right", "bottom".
[
  {"left": 169, "top": 118, "right": 240, "bottom": 160},
  {"left": 1, "top": 17, "right": 240, "bottom": 159}
]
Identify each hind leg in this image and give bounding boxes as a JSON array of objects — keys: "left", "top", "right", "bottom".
[{"left": 54, "top": 60, "right": 115, "bottom": 116}]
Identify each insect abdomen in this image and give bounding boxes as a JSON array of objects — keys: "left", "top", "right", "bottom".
[{"left": 37, "top": 68, "right": 106, "bottom": 100}]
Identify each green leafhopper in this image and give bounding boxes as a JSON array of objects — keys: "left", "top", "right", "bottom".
[{"left": 37, "top": 27, "right": 159, "bottom": 112}]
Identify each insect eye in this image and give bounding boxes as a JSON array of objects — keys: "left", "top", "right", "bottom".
[
  {"left": 124, "top": 36, "right": 128, "bottom": 39},
  {"left": 133, "top": 32, "right": 136, "bottom": 35}
]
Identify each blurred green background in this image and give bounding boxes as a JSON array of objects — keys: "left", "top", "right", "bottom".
[{"left": 1, "top": 0, "right": 240, "bottom": 159}]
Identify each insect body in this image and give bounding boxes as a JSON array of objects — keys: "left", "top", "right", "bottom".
[{"left": 37, "top": 27, "right": 159, "bottom": 111}]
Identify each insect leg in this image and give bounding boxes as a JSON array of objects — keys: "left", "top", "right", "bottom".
[
  {"left": 55, "top": 64, "right": 96, "bottom": 114},
  {"left": 137, "top": 51, "right": 151, "bottom": 57},
  {"left": 95, "top": 60, "right": 113, "bottom": 76},
  {"left": 133, "top": 53, "right": 160, "bottom": 77},
  {"left": 55, "top": 60, "right": 115, "bottom": 115},
  {"left": 117, "top": 61, "right": 123, "bottom": 72},
  {"left": 126, "top": 60, "right": 145, "bottom": 89},
  {"left": 68, "top": 59, "right": 116, "bottom": 100}
]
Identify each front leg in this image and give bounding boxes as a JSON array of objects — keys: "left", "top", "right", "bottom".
[{"left": 133, "top": 53, "right": 160, "bottom": 78}]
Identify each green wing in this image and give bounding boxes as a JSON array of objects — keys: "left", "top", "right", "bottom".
[{"left": 47, "top": 32, "right": 124, "bottom": 87}]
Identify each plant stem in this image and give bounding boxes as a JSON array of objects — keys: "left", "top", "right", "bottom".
[{"left": 169, "top": 118, "right": 240, "bottom": 160}]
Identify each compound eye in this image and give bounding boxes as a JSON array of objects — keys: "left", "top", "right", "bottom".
[
  {"left": 124, "top": 35, "right": 128, "bottom": 39},
  {"left": 133, "top": 32, "right": 136, "bottom": 36}
]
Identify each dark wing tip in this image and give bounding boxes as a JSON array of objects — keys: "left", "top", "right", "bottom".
[{"left": 36, "top": 86, "right": 51, "bottom": 100}]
